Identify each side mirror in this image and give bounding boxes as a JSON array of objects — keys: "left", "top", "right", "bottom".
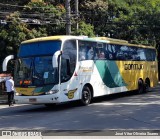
[
  {"left": 2, "top": 55, "right": 14, "bottom": 71},
  {"left": 52, "top": 51, "right": 62, "bottom": 68}
]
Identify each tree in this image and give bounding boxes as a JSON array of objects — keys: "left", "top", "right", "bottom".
[
  {"left": 73, "top": 21, "right": 95, "bottom": 37},
  {"left": 0, "top": 0, "right": 66, "bottom": 72},
  {"left": 79, "top": 0, "right": 108, "bottom": 36},
  {"left": 22, "top": 1, "right": 66, "bottom": 35},
  {"left": 0, "top": 0, "right": 160, "bottom": 78},
  {"left": 0, "top": 12, "right": 47, "bottom": 72}
]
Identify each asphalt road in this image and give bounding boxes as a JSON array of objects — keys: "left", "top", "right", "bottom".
[{"left": 0, "top": 84, "right": 160, "bottom": 133}]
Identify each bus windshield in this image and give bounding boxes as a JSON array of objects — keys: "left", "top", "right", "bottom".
[
  {"left": 15, "top": 40, "right": 61, "bottom": 87},
  {"left": 18, "top": 40, "right": 61, "bottom": 57}
]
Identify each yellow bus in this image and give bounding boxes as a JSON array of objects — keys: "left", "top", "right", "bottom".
[{"left": 3, "top": 35, "right": 159, "bottom": 106}]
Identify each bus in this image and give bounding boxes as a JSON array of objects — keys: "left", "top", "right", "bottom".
[{"left": 2, "top": 35, "right": 159, "bottom": 106}]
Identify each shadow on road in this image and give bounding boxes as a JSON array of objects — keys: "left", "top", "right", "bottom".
[
  {"left": 17, "top": 85, "right": 159, "bottom": 113},
  {"left": 0, "top": 84, "right": 160, "bottom": 130},
  {"left": 0, "top": 84, "right": 159, "bottom": 114}
]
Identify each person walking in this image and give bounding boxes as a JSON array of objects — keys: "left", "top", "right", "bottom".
[{"left": 5, "top": 76, "right": 15, "bottom": 106}]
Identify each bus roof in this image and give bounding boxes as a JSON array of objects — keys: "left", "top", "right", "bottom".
[
  {"left": 21, "top": 35, "right": 89, "bottom": 44},
  {"left": 93, "top": 37, "right": 155, "bottom": 49},
  {"left": 22, "top": 35, "right": 155, "bottom": 49}
]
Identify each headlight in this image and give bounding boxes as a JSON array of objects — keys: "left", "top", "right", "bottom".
[
  {"left": 45, "top": 90, "right": 59, "bottom": 95},
  {"left": 15, "top": 92, "right": 22, "bottom": 96}
]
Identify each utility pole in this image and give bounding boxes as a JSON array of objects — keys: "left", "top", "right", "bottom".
[
  {"left": 75, "top": 0, "right": 79, "bottom": 30},
  {"left": 65, "top": 0, "right": 71, "bottom": 35}
]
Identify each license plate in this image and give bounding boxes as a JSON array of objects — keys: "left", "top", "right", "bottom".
[{"left": 29, "top": 98, "right": 37, "bottom": 102}]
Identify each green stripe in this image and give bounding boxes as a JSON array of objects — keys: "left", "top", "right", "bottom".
[{"left": 95, "top": 60, "right": 127, "bottom": 88}]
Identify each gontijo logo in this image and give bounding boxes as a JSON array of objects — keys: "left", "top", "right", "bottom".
[{"left": 124, "top": 64, "right": 144, "bottom": 70}]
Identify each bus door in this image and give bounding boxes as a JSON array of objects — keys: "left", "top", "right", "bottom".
[{"left": 60, "top": 40, "right": 79, "bottom": 101}]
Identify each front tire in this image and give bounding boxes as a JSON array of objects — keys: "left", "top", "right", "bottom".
[{"left": 80, "top": 86, "right": 92, "bottom": 106}]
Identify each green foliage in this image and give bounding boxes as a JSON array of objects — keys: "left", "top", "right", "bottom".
[
  {"left": 1, "top": 0, "right": 160, "bottom": 74},
  {"left": 73, "top": 21, "right": 95, "bottom": 37},
  {"left": 22, "top": 1, "right": 66, "bottom": 36},
  {"left": 0, "top": 11, "right": 47, "bottom": 72},
  {"left": 23, "top": 1, "right": 65, "bottom": 18},
  {"left": 4, "top": 12, "right": 47, "bottom": 53},
  {"left": 0, "top": 1, "right": 66, "bottom": 72}
]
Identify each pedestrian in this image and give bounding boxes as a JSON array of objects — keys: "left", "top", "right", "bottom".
[{"left": 5, "top": 76, "right": 15, "bottom": 106}]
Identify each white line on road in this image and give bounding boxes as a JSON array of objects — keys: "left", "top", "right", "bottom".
[{"left": 92, "top": 101, "right": 160, "bottom": 106}]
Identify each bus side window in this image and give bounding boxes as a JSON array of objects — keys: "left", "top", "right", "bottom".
[
  {"left": 79, "top": 41, "right": 87, "bottom": 61},
  {"left": 95, "top": 43, "right": 106, "bottom": 60},
  {"left": 137, "top": 48, "right": 146, "bottom": 61},
  {"left": 104, "top": 44, "right": 110, "bottom": 60},
  {"left": 79, "top": 48, "right": 87, "bottom": 60},
  {"left": 107, "top": 44, "right": 115, "bottom": 60},
  {"left": 87, "top": 46, "right": 94, "bottom": 60},
  {"left": 79, "top": 41, "right": 96, "bottom": 60},
  {"left": 145, "top": 49, "right": 156, "bottom": 61}
]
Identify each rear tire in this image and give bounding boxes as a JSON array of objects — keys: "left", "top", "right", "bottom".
[
  {"left": 138, "top": 79, "right": 145, "bottom": 94},
  {"left": 145, "top": 79, "right": 150, "bottom": 93},
  {"left": 80, "top": 86, "right": 92, "bottom": 106}
]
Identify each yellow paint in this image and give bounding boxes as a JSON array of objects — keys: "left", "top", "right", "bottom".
[
  {"left": 15, "top": 87, "right": 44, "bottom": 96},
  {"left": 83, "top": 69, "right": 92, "bottom": 72},
  {"left": 80, "top": 67, "right": 93, "bottom": 72},
  {"left": 93, "top": 37, "right": 154, "bottom": 49},
  {"left": 68, "top": 88, "right": 77, "bottom": 99},
  {"left": 31, "top": 0, "right": 43, "bottom": 2},
  {"left": 116, "top": 61, "right": 158, "bottom": 91},
  {"left": 22, "top": 35, "right": 78, "bottom": 44}
]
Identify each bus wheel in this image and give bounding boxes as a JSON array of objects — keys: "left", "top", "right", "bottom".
[
  {"left": 80, "top": 86, "right": 92, "bottom": 106},
  {"left": 138, "top": 79, "right": 144, "bottom": 94},
  {"left": 145, "top": 79, "right": 150, "bottom": 93}
]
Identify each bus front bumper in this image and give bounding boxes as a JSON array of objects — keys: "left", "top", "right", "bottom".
[{"left": 14, "top": 94, "right": 60, "bottom": 104}]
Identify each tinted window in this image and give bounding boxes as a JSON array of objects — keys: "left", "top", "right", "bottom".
[
  {"left": 105, "top": 44, "right": 156, "bottom": 61},
  {"left": 95, "top": 43, "right": 107, "bottom": 60},
  {"left": 145, "top": 49, "right": 156, "bottom": 61},
  {"left": 78, "top": 41, "right": 96, "bottom": 61},
  {"left": 78, "top": 41, "right": 156, "bottom": 61},
  {"left": 18, "top": 41, "right": 61, "bottom": 57},
  {"left": 14, "top": 56, "right": 59, "bottom": 87}
]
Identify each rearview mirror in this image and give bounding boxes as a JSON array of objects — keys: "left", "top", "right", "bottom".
[
  {"left": 52, "top": 51, "right": 62, "bottom": 68},
  {"left": 2, "top": 55, "right": 14, "bottom": 71}
]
